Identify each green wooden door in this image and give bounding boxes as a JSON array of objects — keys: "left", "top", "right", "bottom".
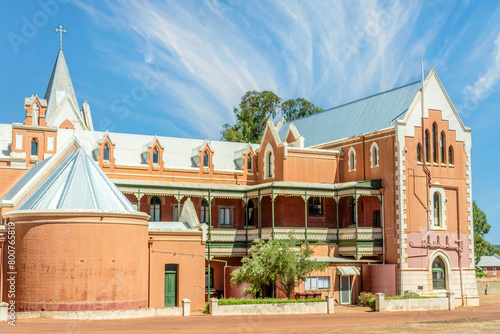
[{"left": 164, "top": 271, "right": 177, "bottom": 307}]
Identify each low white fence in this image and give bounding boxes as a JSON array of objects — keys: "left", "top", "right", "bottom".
[
  {"left": 209, "top": 296, "right": 334, "bottom": 316},
  {"left": 1, "top": 299, "right": 191, "bottom": 321},
  {"left": 375, "top": 293, "right": 454, "bottom": 312}
]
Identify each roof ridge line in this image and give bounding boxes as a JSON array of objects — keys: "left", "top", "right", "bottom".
[{"left": 287, "top": 80, "right": 421, "bottom": 124}]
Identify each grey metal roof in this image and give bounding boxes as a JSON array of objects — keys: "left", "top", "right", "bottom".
[
  {"left": 477, "top": 254, "right": 500, "bottom": 267},
  {"left": 16, "top": 148, "right": 137, "bottom": 212},
  {"left": 0, "top": 158, "right": 51, "bottom": 202},
  {"left": 278, "top": 81, "right": 421, "bottom": 147}
]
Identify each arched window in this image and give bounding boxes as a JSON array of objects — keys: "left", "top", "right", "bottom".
[
  {"left": 203, "top": 151, "right": 209, "bottom": 167},
  {"left": 247, "top": 200, "right": 255, "bottom": 226},
  {"left": 370, "top": 142, "right": 379, "bottom": 167},
  {"left": 267, "top": 151, "right": 273, "bottom": 178},
  {"left": 432, "top": 257, "right": 446, "bottom": 289},
  {"left": 432, "top": 123, "right": 437, "bottom": 163},
  {"left": 150, "top": 196, "right": 161, "bottom": 221},
  {"left": 440, "top": 132, "right": 446, "bottom": 164},
  {"left": 200, "top": 198, "right": 209, "bottom": 223},
  {"left": 417, "top": 143, "right": 422, "bottom": 162},
  {"left": 31, "top": 138, "right": 38, "bottom": 156},
  {"left": 448, "top": 146, "right": 454, "bottom": 164},
  {"left": 153, "top": 148, "right": 159, "bottom": 164},
  {"left": 103, "top": 144, "right": 110, "bottom": 161},
  {"left": 425, "top": 130, "right": 430, "bottom": 162},
  {"left": 433, "top": 192, "right": 441, "bottom": 227},
  {"left": 348, "top": 147, "right": 356, "bottom": 171}
]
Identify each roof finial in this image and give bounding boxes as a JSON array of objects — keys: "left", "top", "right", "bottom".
[{"left": 55, "top": 25, "right": 67, "bottom": 50}]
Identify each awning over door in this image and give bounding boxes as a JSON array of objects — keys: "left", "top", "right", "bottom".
[{"left": 337, "top": 266, "right": 360, "bottom": 276}]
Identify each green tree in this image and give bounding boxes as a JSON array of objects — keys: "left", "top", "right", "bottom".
[
  {"left": 282, "top": 98, "right": 323, "bottom": 121},
  {"left": 221, "top": 91, "right": 322, "bottom": 143},
  {"left": 230, "top": 237, "right": 327, "bottom": 299},
  {"left": 473, "top": 201, "right": 491, "bottom": 264}
]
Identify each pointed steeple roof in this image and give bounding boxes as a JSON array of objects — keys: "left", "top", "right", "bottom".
[
  {"left": 45, "top": 49, "right": 79, "bottom": 119},
  {"left": 16, "top": 149, "right": 137, "bottom": 212}
]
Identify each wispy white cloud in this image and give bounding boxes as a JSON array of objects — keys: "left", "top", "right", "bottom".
[{"left": 462, "top": 33, "right": 500, "bottom": 103}]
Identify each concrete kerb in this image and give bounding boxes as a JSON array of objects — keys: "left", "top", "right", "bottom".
[{"left": 7, "top": 300, "right": 192, "bottom": 321}]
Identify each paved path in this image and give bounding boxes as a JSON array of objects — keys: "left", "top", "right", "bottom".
[{"left": 2, "top": 295, "right": 500, "bottom": 334}]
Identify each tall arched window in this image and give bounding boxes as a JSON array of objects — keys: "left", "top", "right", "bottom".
[
  {"left": 153, "top": 148, "right": 159, "bottom": 164},
  {"left": 448, "top": 146, "right": 454, "bottom": 164},
  {"left": 267, "top": 151, "right": 273, "bottom": 178},
  {"left": 203, "top": 151, "right": 209, "bottom": 167},
  {"left": 432, "top": 257, "right": 446, "bottom": 289},
  {"left": 247, "top": 200, "right": 255, "bottom": 226},
  {"left": 150, "top": 196, "right": 161, "bottom": 221},
  {"left": 103, "top": 144, "right": 110, "bottom": 161},
  {"left": 425, "top": 130, "right": 430, "bottom": 162},
  {"left": 432, "top": 123, "right": 437, "bottom": 163},
  {"left": 417, "top": 143, "right": 422, "bottom": 162},
  {"left": 440, "top": 132, "right": 446, "bottom": 164},
  {"left": 200, "top": 198, "right": 209, "bottom": 223},
  {"left": 31, "top": 138, "right": 38, "bottom": 156},
  {"left": 370, "top": 142, "right": 379, "bottom": 167},
  {"left": 433, "top": 192, "right": 441, "bottom": 227},
  {"left": 247, "top": 155, "right": 253, "bottom": 172},
  {"left": 348, "top": 147, "right": 356, "bottom": 171}
]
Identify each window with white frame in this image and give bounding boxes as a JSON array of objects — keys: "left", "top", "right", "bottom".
[
  {"left": 430, "top": 187, "right": 446, "bottom": 229},
  {"left": 305, "top": 276, "right": 330, "bottom": 290},
  {"left": 484, "top": 268, "right": 488, "bottom": 275},
  {"left": 370, "top": 142, "right": 379, "bottom": 167},
  {"left": 150, "top": 196, "right": 161, "bottom": 221},
  {"left": 219, "top": 207, "right": 233, "bottom": 226},
  {"left": 264, "top": 143, "right": 274, "bottom": 178},
  {"left": 494, "top": 268, "right": 497, "bottom": 276},
  {"left": 348, "top": 147, "right": 356, "bottom": 171}
]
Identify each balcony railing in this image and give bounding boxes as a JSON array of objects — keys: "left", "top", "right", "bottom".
[{"left": 210, "top": 227, "right": 382, "bottom": 243}]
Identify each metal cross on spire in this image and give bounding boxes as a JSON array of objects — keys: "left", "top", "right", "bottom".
[{"left": 55, "top": 25, "right": 67, "bottom": 50}]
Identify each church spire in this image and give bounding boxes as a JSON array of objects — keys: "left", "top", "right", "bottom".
[{"left": 44, "top": 26, "right": 93, "bottom": 131}]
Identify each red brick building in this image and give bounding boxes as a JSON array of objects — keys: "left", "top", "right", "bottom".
[{"left": 0, "top": 44, "right": 478, "bottom": 311}]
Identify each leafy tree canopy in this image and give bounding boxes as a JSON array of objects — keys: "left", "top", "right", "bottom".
[
  {"left": 230, "top": 236, "right": 327, "bottom": 299},
  {"left": 221, "top": 91, "right": 323, "bottom": 143},
  {"left": 473, "top": 200, "right": 491, "bottom": 264}
]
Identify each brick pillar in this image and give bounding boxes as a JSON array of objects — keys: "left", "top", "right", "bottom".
[
  {"left": 182, "top": 299, "right": 191, "bottom": 316},
  {"left": 375, "top": 293, "right": 385, "bottom": 312},
  {"left": 326, "top": 295, "right": 335, "bottom": 314}
]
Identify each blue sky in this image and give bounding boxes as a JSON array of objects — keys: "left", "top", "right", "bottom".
[{"left": 0, "top": 0, "right": 499, "bottom": 243}]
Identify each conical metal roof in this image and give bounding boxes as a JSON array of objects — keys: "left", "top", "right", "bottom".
[
  {"left": 16, "top": 149, "right": 137, "bottom": 212},
  {"left": 45, "top": 49, "right": 80, "bottom": 121}
]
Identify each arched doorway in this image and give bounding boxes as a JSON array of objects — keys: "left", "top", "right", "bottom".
[{"left": 432, "top": 257, "right": 446, "bottom": 290}]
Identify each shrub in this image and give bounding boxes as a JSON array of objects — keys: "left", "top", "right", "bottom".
[
  {"left": 403, "top": 291, "right": 421, "bottom": 298},
  {"left": 368, "top": 298, "right": 376, "bottom": 311},
  {"left": 204, "top": 297, "right": 325, "bottom": 313},
  {"left": 476, "top": 268, "right": 487, "bottom": 277},
  {"left": 358, "top": 292, "right": 375, "bottom": 307}
]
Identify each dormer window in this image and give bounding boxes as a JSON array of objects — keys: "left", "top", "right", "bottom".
[
  {"left": 103, "top": 144, "right": 110, "bottom": 161},
  {"left": 31, "top": 138, "right": 38, "bottom": 156},
  {"left": 203, "top": 151, "right": 209, "bottom": 167},
  {"left": 247, "top": 156, "right": 253, "bottom": 172},
  {"left": 153, "top": 148, "right": 159, "bottom": 164}
]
